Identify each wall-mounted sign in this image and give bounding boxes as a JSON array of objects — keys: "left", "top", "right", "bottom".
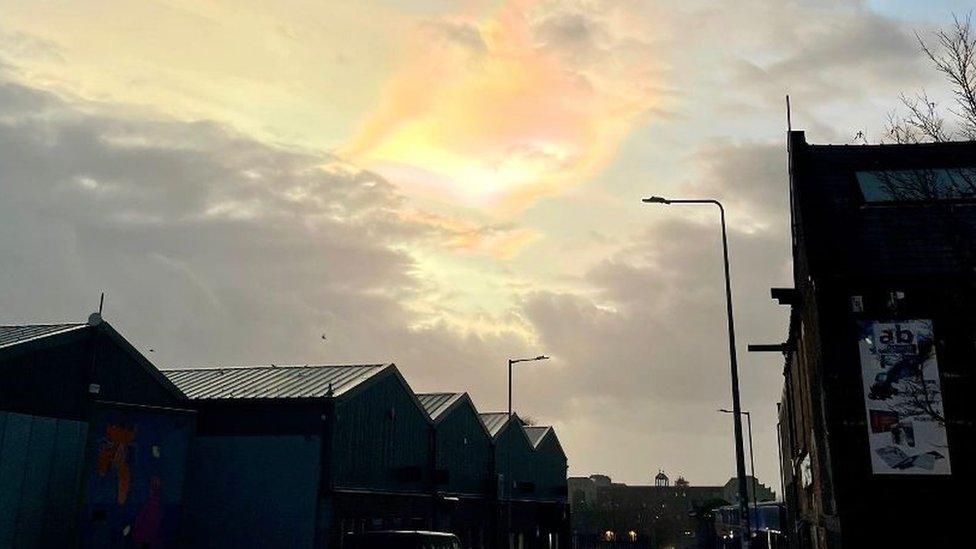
[
  {"left": 799, "top": 454, "right": 812, "bottom": 488},
  {"left": 858, "top": 320, "right": 951, "bottom": 475}
]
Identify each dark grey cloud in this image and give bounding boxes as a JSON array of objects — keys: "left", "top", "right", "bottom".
[
  {"left": 0, "top": 75, "right": 531, "bottom": 388},
  {"left": 686, "top": 140, "right": 790, "bottom": 228},
  {"left": 726, "top": 6, "right": 933, "bottom": 107},
  {"left": 521, "top": 215, "right": 790, "bottom": 484}
]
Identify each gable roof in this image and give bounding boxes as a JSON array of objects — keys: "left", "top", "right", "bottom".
[
  {"left": 0, "top": 324, "right": 87, "bottom": 349},
  {"left": 526, "top": 425, "right": 567, "bottom": 458},
  {"left": 524, "top": 425, "right": 551, "bottom": 447},
  {"left": 479, "top": 412, "right": 511, "bottom": 437},
  {"left": 0, "top": 318, "right": 186, "bottom": 403},
  {"left": 162, "top": 363, "right": 391, "bottom": 400},
  {"left": 416, "top": 392, "right": 465, "bottom": 421}
]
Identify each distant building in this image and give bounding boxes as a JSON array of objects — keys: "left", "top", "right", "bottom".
[
  {"left": 772, "top": 132, "right": 976, "bottom": 548},
  {"left": 568, "top": 472, "right": 774, "bottom": 548}
]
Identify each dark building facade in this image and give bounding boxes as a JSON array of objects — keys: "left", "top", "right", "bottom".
[
  {"left": 0, "top": 317, "right": 194, "bottom": 548},
  {"left": 568, "top": 472, "right": 775, "bottom": 549},
  {"left": 1, "top": 318, "right": 569, "bottom": 548},
  {"left": 164, "top": 366, "right": 569, "bottom": 549},
  {"left": 775, "top": 132, "right": 976, "bottom": 548},
  {"left": 418, "top": 393, "right": 496, "bottom": 548}
]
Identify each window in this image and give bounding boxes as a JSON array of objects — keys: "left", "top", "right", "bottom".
[{"left": 856, "top": 168, "right": 976, "bottom": 203}]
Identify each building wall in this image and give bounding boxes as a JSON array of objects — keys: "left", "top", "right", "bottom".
[
  {"left": 180, "top": 434, "right": 321, "bottom": 548},
  {"left": 494, "top": 425, "right": 537, "bottom": 501},
  {"left": 779, "top": 132, "right": 976, "bottom": 548},
  {"left": 434, "top": 401, "right": 492, "bottom": 496},
  {"left": 179, "top": 401, "right": 325, "bottom": 549},
  {"left": 0, "top": 411, "right": 88, "bottom": 547},
  {"left": 531, "top": 433, "right": 568, "bottom": 503},
  {"left": 330, "top": 373, "right": 431, "bottom": 493}
]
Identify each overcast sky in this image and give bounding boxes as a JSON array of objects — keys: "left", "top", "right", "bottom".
[{"left": 0, "top": 0, "right": 970, "bottom": 488}]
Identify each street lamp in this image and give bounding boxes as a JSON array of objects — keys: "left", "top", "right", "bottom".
[
  {"left": 642, "top": 196, "right": 752, "bottom": 547},
  {"left": 506, "top": 355, "right": 549, "bottom": 548},
  {"left": 720, "top": 408, "right": 759, "bottom": 526}
]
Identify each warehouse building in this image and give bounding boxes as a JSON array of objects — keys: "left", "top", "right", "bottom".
[
  {"left": 1, "top": 316, "right": 569, "bottom": 548},
  {"left": 167, "top": 366, "right": 569, "bottom": 548},
  {"left": 164, "top": 363, "right": 433, "bottom": 548},
  {"left": 0, "top": 316, "right": 194, "bottom": 548},
  {"left": 481, "top": 412, "right": 569, "bottom": 549},
  {"left": 417, "top": 392, "right": 495, "bottom": 548},
  {"left": 772, "top": 131, "right": 975, "bottom": 547}
]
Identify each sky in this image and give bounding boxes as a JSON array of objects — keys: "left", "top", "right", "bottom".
[{"left": 0, "top": 0, "right": 968, "bottom": 488}]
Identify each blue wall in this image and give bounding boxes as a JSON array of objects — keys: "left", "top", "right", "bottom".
[
  {"left": 0, "top": 411, "right": 88, "bottom": 547},
  {"left": 180, "top": 435, "right": 321, "bottom": 548}
]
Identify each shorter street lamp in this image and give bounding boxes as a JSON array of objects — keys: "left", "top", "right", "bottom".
[
  {"left": 509, "top": 356, "right": 550, "bottom": 419},
  {"left": 506, "top": 355, "right": 549, "bottom": 549},
  {"left": 719, "top": 409, "right": 759, "bottom": 518}
]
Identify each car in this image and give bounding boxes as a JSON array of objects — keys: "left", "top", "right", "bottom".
[{"left": 344, "top": 530, "right": 462, "bottom": 549}]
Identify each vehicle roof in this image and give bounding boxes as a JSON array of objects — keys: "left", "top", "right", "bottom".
[{"left": 351, "top": 531, "right": 459, "bottom": 537}]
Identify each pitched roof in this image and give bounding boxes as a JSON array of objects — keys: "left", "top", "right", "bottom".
[
  {"left": 0, "top": 324, "right": 87, "bottom": 349},
  {"left": 416, "top": 392, "right": 465, "bottom": 421},
  {"left": 479, "top": 412, "right": 512, "bottom": 437},
  {"left": 523, "top": 425, "right": 551, "bottom": 447},
  {"left": 162, "top": 363, "right": 390, "bottom": 400}
]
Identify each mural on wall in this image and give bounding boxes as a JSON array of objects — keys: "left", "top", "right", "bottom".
[
  {"left": 858, "top": 320, "right": 951, "bottom": 475},
  {"left": 82, "top": 405, "right": 192, "bottom": 548},
  {"left": 96, "top": 424, "right": 136, "bottom": 506}
]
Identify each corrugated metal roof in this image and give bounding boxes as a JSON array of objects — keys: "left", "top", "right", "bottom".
[
  {"left": 416, "top": 392, "right": 465, "bottom": 421},
  {"left": 162, "top": 364, "right": 390, "bottom": 400},
  {"left": 524, "top": 426, "right": 551, "bottom": 448},
  {"left": 479, "top": 412, "right": 511, "bottom": 437},
  {"left": 0, "top": 324, "right": 87, "bottom": 349}
]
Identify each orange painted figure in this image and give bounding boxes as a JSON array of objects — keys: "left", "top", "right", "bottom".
[{"left": 96, "top": 424, "right": 137, "bottom": 506}]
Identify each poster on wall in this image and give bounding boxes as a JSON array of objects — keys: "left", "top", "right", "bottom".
[{"left": 858, "top": 320, "right": 951, "bottom": 475}]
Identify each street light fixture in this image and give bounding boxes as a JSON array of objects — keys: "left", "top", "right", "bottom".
[
  {"left": 720, "top": 408, "right": 759, "bottom": 528},
  {"left": 642, "top": 196, "right": 753, "bottom": 547},
  {"left": 506, "top": 355, "right": 549, "bottom": 548}
]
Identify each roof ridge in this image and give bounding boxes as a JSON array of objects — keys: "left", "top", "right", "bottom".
[
  {"left": 163, "top": 363, "right": 389, "bottom": 372},
  {"left": 0, "top": 322, "right": 86, "bottom": 328}
]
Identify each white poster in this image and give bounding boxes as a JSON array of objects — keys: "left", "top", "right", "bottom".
[{"left": 858, "top": 320, "right": 951, "bottom": 475}]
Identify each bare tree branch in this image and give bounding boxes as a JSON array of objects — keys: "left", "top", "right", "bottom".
[{"left": 898, "top": 13, "right": 976, "bottom": 141}]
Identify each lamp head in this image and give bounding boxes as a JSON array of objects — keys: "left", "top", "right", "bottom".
[
  {"left": 642, "top": 196, "right": 670, "bottom": 204},
  {"left": 536, "top": 355, "right": 549, "bottom": 361}
]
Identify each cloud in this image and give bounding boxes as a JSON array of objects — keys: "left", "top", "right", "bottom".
[
  {"left": 0, "top": 73, "right": 536, "bottom": 374},
  {"left": 521, "top": 214, "right": 791, "bottom": 484},
  {"left": 340, "top": 0, "right": 665, "bottom": 213},
  {"left": 684, "top": 140, "right": 790, "bottom": 231}
]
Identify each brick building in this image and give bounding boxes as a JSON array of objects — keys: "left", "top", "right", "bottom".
[
  {"left": 568, "top": 472, "right": 775, "bottom": 548},
  {"left": 774, "top": 131, "right": 975, "bottom": 547}
]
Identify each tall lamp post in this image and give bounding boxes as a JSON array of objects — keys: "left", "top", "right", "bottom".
[
  {"left": 720, "top": 408, "right": 759, "bottom": 523},
  {"left": 507, "top": 355, "right": 549, "bottom": 549},
  {"left": 642, "top": 196, "right": 752, "bottom": 547}
]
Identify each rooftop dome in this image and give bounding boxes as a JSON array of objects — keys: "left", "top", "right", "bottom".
[{"left": 654, "top": 470, "right": 669, "bottom": 486}]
